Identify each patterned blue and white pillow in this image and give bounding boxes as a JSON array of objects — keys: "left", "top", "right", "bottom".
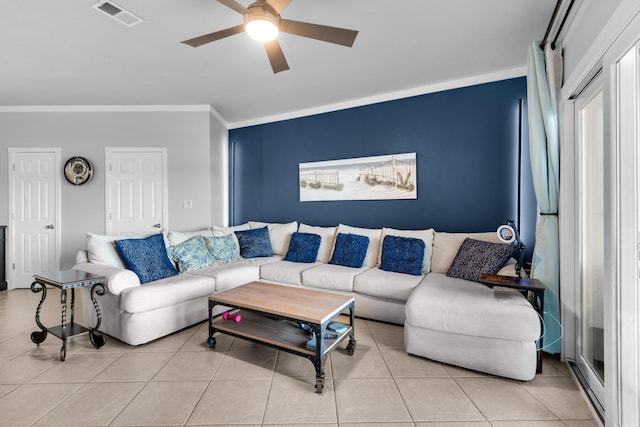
[
  {"left": 168, "top": 235, "right": 216, "bottom": 272},
  {"left": 446, "top": 238, "right": 517, "bottom": 282},
  {"left": 114, "top": 233, "right": 178, "bottom": 284},
  {"left": 203, "top": 234, "right": 240, "bottom": 264},
  {"left": 234, "top": 227, "right": 274, "bottom": 258}
]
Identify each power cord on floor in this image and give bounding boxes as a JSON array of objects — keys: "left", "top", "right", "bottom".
[{"left": 535, "top": 309, "right": 563, "bottom": 351}]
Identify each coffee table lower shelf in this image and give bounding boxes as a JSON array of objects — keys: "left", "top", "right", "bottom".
[{"left": 208, "top": 308, "right": 355, "bottom": 393}]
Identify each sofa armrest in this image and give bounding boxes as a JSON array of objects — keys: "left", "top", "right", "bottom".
[{"left": 73, "top": 262, "right": 141, "bottom": 295}]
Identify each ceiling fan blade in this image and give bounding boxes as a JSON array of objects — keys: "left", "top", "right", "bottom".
[
  {"left": 280, "top": 19, "right": 358, "bottom": 47},
  {"left": 181, "top": 24, "right": 245, "bottom": 47},
  {"left": 216, "top": 0, "right": 247, "bottom": 14},
  {"left": 264, "top": 39, "right": 290, "bottom": 73},
  {"left": 266, "top": 0, "right": 291, "bottom": 14}
]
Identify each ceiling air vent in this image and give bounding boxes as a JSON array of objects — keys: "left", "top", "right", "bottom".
[{"left": 92, "top": 1, "right": 143, "bottom": 27}]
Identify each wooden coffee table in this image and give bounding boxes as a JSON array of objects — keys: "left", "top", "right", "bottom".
[{"left": 207, "top": 281, "right": 356, "bottom": 392}]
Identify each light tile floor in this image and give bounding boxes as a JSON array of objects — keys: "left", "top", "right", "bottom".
[{"left": 0, "top": 289, "right": 601, "bottom": 427}]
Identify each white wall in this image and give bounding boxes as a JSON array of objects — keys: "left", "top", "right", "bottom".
[
  {"left": 561, "top": 0, "right": 622, "bottom": 84},
  {"left": 209, "top": 110, "right": 229, "bottom": 227},
  {"left": 0, "top": 109, "right": 227, "bottom": 269}
]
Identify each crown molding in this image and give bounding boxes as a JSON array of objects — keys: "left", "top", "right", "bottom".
[
  {"left": 228, "top": 67, "right": 526, "bottom": 129},
  {"left": 0, "top": 105, "right": 212, "bottom": 113},
  {"left": 209, "top": 106, "right": 230, "bottom": 129}
]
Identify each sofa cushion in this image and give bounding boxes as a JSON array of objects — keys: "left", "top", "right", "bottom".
[
  {"left": 446, "top": 238, "right": 516, "bottom": 282},
  {"left": 86, "top": 232, "right": 129, "bottom": 269},
  {"left": 380, "top": 235, "right": 425, "bottom": 276},
  {"left": 260, "top": 260, "right": 320, "bottom": 286},
  {"left": 249, "top": 221, "right": 298, "bottom": 256},
  {"left": 167, "top": 228, "right": 213, "bottom": 246},
  {"left": 431, "top": 231, "right": 503, "bottom": 274},
  {"left": 329, "top": 233, "right": 369, "bottom": 268},
  {"left": 353, "top": 268, "right": 424, "bottom": 302},
  {"left": 188, "top": 258, "right": 279, "bottom": 292},
  {"left": 301, "top": 263, "right": 369, "bottom": 292},
  {"left": 114, "top": 233, "right": 178, "bottom": 284},
  {"left": 119, "top": 273, "right": 215, "bottom": 313},
  {"left": 235, "top": 227, "right": 274, "bottom": 258},
  {"left": 336, "top": 224, "right": 382, "bottom": 267},
  {"left": 212, "top": 223, "right": 250, "bottom": 235},
  {"left": 405, "top": 273, "right": 539, "bottom": 342},
  {"left": 168, "top": 235, "right": 215, "bottom": 272},
  {"left": 379, "top": 227, "right": 435, "bottom": 273},
  {"left": 298, "top": 224, "right": 337, "bottom": 262},
  {"left": 284, "top": 232, "right": 321, "bottom": 263},
  {"left": 203, "top": 234, "right": 240, "bottom": 263}
]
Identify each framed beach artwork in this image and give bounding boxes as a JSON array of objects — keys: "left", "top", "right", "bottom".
[{"left": 299, "top": 153, "right": 417, "bottom": 202}]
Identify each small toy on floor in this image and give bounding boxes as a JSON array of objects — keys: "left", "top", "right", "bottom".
[{"left": 222, "top": 312, "right": 242, "bottom": 323}]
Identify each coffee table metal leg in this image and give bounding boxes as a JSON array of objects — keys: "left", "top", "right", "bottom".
[
  {"left": 346, "top": 303, "right": 356, "bottom": 356},
  {"left": 312, "top": 323, "right": 326, "bottom": 393},
  {"left": 207, "top": 301, "right": 217, "bottom": 349},
  {"left": 315, "top": 372, "right": 325, "bottom": 393}
]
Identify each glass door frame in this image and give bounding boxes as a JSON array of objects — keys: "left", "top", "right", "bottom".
[
  {"left": 560, "top": 8, "right": 640, "bottom": 426},
  {"left": 573, "top": 79, "right": 605, "bottom": 415}
]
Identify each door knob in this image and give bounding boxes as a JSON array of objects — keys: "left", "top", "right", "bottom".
[
  {"left": 45, "top": 224, "right": 54, "bottom": 229},
  {"left": 153, "top": 223, "right": 162, "bottom": 228}
]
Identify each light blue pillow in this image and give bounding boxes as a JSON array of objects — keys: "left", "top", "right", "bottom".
[
  {"left": 114, "top": 233, "right": 178, "bottom": 284},
  {"left": 329, "top": 233, "right": 369, "bottom": 268},
  {"left": 203, "top": 234, "right": 240, "bottom": 264},
  {"left": 380, "top": 235, "right": 425, "bottom": 276},
  {"left": 168, "top": 235, "right": 216, "bottom": 272},
  {"left": 234, "top": 226, "right": 274, "bottom": 258}
]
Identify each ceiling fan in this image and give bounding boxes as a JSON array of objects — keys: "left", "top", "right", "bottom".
[{"left": 181, "top": 0, "right": 359, "bottom": 73}]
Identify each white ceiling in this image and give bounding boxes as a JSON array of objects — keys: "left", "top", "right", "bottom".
[{"left": 0, "top": 0, "right": 556, "bottom": 127}]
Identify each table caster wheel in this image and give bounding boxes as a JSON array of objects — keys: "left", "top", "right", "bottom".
[{"left": 207, "top": 337, "right": 217, "bottom": 349}]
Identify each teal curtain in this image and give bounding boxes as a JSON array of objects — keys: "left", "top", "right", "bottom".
[{"left": 527, "top": 42, "right": 561, "bottom": 354}]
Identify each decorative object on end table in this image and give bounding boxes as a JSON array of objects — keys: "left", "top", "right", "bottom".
[{"left": 497, "top": 218, "right": 525, "bottom": 277}]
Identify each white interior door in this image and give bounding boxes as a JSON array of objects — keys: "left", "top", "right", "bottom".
[
  {"left": 105, "top": 148, "right": 168, "bottom": 236},
  {"left": 8, "top": 148, "right": 61, "bottom": 289}
]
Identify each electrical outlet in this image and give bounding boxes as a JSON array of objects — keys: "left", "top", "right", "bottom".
[{"left": 183, "top": 200, "right": 193, "bottom": 208}]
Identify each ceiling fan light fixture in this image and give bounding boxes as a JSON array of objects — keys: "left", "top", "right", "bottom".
[{"left": 244, "top": 5, "right": 279, "bottom": 42}]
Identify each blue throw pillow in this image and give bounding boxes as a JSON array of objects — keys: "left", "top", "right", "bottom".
[
  {"left": 380, "top": 235, "right": 426, "bottom": 276},
  {"left": 329, "top": 233, "right": 369, "bottom": 268},
  {"left": 235, "top": 226, "right": 274, "bottom": 258},
  {"left": 114, "top": 233, "right": 178, "bottom": 284},
  {"left": 203, "top": 234, "right": 240, "bottom": 264},
  {"left": 446, "top": 238, "right": 517, "bottom": 282},
  {"left": 284, "top": 232, "right": 321, "bottom": 263},
  {"left": 168, "top": 235, "right": 216, "bottom": 272}
]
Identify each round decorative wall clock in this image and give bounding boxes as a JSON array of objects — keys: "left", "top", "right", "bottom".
[{"left": 64, "top": 156, "right": 93, "bottom": 185}]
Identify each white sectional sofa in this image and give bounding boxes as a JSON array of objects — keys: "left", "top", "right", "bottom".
[{"left": 73, "top": 221, "right": 540, "bottom": 381}]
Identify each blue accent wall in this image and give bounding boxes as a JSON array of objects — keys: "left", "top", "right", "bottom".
[{"left": 229, "top": 77, "right": 536, "bottom": 259}]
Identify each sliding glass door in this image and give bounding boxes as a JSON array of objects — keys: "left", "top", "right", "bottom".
[{"left": 575, "top": 80, "right": 605, "bottom": 413}]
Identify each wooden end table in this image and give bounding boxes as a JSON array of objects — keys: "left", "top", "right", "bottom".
[
  {"left": 208, "top": 281, "right": 356, "bottom": 393},
  {"left": 31, "top": 270, "right": 107, "bottom": 361},
  {"left": 479, "top": 273, "right": 545, "bottom": 374}
]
